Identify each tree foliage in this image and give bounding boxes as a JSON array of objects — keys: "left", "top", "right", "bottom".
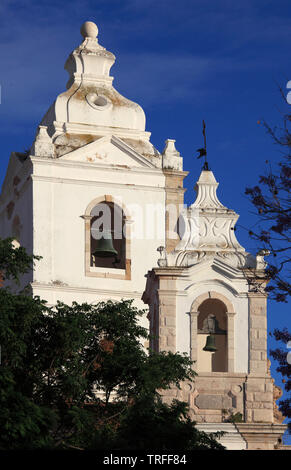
[
  {"left": 245, "top": 91, "right": 291, "bottom": 433},
  {"left": 0, "top": 236, "right": 41, "bottom": 283},
  {"left": 245, "top": 96, "right": 291, "bottom": 303},
  {"left": 0, "top": 238, "right": 223, "bottom": 450},
  {"left": 269, "top": 328, "right": 291, "bottom": 434}
]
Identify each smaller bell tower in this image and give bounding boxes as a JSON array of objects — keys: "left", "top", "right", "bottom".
[{"left": 143, "top": 169, "right": 286, "bottom": 450}]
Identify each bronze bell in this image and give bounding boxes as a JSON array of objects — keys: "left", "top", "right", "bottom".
[
  {"left": 203, "top": 334, "right": 217, "bottom": 352},
  {"left": 93, "top": 230, "right": 118, "bottom": 258}
]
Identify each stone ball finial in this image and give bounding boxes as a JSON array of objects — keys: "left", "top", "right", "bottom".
[{"left": 80, "top": 21, "right": 98, "bottom": 39}]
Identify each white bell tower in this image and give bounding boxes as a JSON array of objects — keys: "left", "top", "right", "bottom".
[{"left": 0, "top": 22, "right": 187, "bottom": 320}]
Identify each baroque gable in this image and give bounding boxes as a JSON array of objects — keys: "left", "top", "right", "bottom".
[{"left": 58, "top": 135, "right": 158, "bottom": 169}]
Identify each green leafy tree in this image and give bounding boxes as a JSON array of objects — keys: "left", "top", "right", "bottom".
[
  {"left": 245, "top": 91, "right": 291, "bottom": 433},
  {"left": 0, "top": 238, "right": 223, "bottom": 450},
  {"left": 245, "top": 95, "right": 291, "bottom": 303},
  {"left": 0, "top": 238, "right": 54, "bottom": 449},
  {"left": 269, "top": 328, "right": 291, "bottom": 434}
]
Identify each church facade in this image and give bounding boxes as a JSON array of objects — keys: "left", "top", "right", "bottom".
[{"left": 0, "top": 21, "right": 286, "bottom": 450}]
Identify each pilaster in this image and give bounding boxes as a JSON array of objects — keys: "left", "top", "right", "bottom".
[
  {"left": 189, "top": 311, "right": 199, "bottom": 369},
  {"left": 236, "top": 423, "right": 287, "bottom": 450},
  {"left": 163, "top": 169, "right": 188, "bottom": 253},
  {"left": 152, "top": 267, "right": 186, "bottom": 353},
  {"left": 227, "top": 312, "right": 235, "bottom": 373},
  {"left": 248, "top": 292, "right": 268, "bottom": 375},
  {"left": 244, "top": 374, "right": 275, "bottom": 424},
  {"left": 157, "top": 277, "right": 178, "bottom": 353}
]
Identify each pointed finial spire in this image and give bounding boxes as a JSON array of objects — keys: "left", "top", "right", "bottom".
[
  {"left": 64, "top": 21, "right": 116, "bottom": 89},
  {"left": 196, "top": 120, "right": 210, "bottom": 171}
]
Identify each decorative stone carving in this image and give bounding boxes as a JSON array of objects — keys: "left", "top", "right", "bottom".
[
  {"left": 30, "top": 126, "right": 54, "bottom": 158},
  {"left": 40, "top": 20, "right": 157, "bottom": 158},
  {"left": 66, "top": 21, "right": 116, "bottom": 89},
  {"left": 162, "top": 139, "right": 183, "bottom": 171},
  {"left": 256, "top": 249, "right": 270, "bottom": 270},
  {"left": 167, "top": 170, "right": 257, "bottom": 269},
  {"left": 180, "top": 171, "right": 243, "bottom": 252},
  {"left": 175, "top": 250, "right": 208, "bottom": 267},
  {"left": 157, "top": 246, "right": 167, "bottom": 267},
  {"left": 216, "top": 251, "right": 255, "bottom": 268}
]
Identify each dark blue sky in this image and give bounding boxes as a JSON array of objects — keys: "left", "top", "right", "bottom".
[{"left": 0, "top": 0, "right": 290, "bottom": 441}]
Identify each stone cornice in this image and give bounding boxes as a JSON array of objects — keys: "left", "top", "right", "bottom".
[
  {"left": 31, "top": 282, "right": 143, "bottom": 299},
  {"left": 31, "top": 174, "right": 166, "bottom": 193},
  {"left": 54, "top": 122, "right": 152, "bottom": 141},
  {"left": 236, "top": 423, "right": 287, "bottom": 436},
  {"left": 157, "top": 289, "right": 188, "bottom": 297},
  {"left": 153, "top": 266, "right": 188, "bottom": 277},
  {"left": 196, "top": 372, "right": 248, "bottom": 378},
  {"left": 163, "top": 169, "right": 189, "bottom": 178},
  {"left": 30, "top": 156, "right": 165, "bottom": 176}
]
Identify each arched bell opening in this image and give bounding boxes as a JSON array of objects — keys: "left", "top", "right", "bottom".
[
  {"left": 90, "top": 201, "right": 126, "bottom": 269},
  {"left": 197, "top": 298, "right": 228, "bottom": 372}
]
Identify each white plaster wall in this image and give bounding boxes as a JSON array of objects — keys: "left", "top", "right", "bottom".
[
  {"left": 31, "top": 158, "right": 166, "bottom": 310},
  {"left": 0, "top": 207, "right": 10, "bottom": 240},
  {"left": 31, "top": 157, "right": 164, "bottom": 188},
  {"left": 15, "top": 181, "right": 34, "bottom": 289},
  {"left": 0, "top": 165, "right": 33, "bottom": 253},
  {"left": 233, "top": 295, "right": 249, "bottom": 372},
  {"left": 31, "top": 284, "right": 150, "bottom": 329},
  {"left": 0, "top": 175, "right": 34, "bottom": 290},
  {"left": 176, "top": 293, "right": 190, "bottom": 355}
]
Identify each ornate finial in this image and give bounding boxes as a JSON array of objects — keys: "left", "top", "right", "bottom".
[
  {"left": 80, "top": 21, "right": 99, "bottom": 39},
  {"left": 30, "top": 125, "right": 54, "bottom": 158},
  {"left": 196, "top": 120, "right": 210, "bottom": 171},
  {"left": 157, "top": 246, "right": 167, "bottom": 267},
  {"left": 162, "top": 139, "right": 183, "bottom": 170},
  {"left": 64, "top": 21, "right": 115, "bottom": 89}
]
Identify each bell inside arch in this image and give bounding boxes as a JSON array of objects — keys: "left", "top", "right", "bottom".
[
  {"left": 203, "top": 334, "right": 217, "bottom": 352},
  {"left": 93, "top": 230, "right": 118, "bottom": 258}
]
